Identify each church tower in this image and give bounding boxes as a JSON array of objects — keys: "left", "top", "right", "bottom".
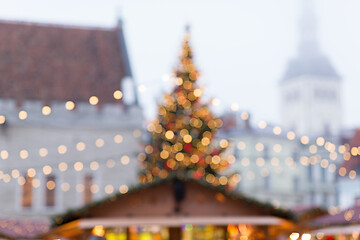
[{"left": 280, "top": 0, "right": 342, "bottom": 137}]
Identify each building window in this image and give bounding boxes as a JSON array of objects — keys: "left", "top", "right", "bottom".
[
  {"left": 323, "top": 193, "right": 328, "bottom": 207},
  {"left": 22, "top": 176, "right": 33, "bottom": 208},
  {"left": 292, "top": 151, "right": 298, "bottom": 163},
  {"left": 321, "top": 167, "right": 326, "bottom": 183},
  {"left": 263, "top": 145, "right": 269, "bottom": 160},
  {"left": 45, "top": 175, "right": 56, "bottom": 207},
  {"left": 264, "top": 174, "right": 270, "bottom": 190},
  {"left": 234, "top": 148, "right": 241, "bottom": 160},
  {"left": 293, "top": 177, "right": 299, "bottom": 192},
  {"left": 285, "top": 91, "right": 299, "bottom": 102},
  {"left": 314, "top": 89, "right": 336, "bottom": 100},
  {"left": 307, "top": 164, "right": 313, "bottom": 182},
  {"left": 310, "top": 192, "right": 315, "bottom": 204},
  {"left": 84, "top": 174, "right": 93, "bottom": 204}
]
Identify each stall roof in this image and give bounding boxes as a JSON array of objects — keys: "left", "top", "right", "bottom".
[
  {"left": 52, "top": 177, "right": 295, "bottom": 228},
  {"left": 313, "top": 203, "right": 360, "bottom": 226}
]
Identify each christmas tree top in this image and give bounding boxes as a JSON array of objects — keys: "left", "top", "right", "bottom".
[{"left": 138, "top": 29, "right": 239, "bottom": 188}]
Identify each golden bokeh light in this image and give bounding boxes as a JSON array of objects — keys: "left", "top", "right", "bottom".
[
  {"left": 113, "top": 90, "right": 123, "bottom": 100},
  {"left": 0, "top": 115, "right": 5, "bottom": 124},
  {"left": 76, "top": 142, "right": 86, "bottom": 151},
  {"left": 42, "top": 106, "right": 51, "bottom": 115},
  {"left": 65, "top": 101, "right": 75, "bottom": 110},
  {"left": 18, "top": 110, "right": 28, "bottom": 120},
  {"left": 89, "top": 96, "right": 99, "bottom": 105}
]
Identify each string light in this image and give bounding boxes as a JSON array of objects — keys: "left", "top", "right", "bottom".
[
  {"left": 42, "top": 165, "right": 52, "bottom": 175},
  {"left": 273, "top": 126, "right": 281, "bottom": 135},
  {"left": 240, "top": 112, "right": 249, "bottom": 120},
  {"left": 0, "top": 150, "right": 8, "bottom": 160},
  {"left": 58, "top": 162, "right": 68, "bottom": 172},
  {"left": 121, "top": 156, "right": 130, "bottom": 165},
  {"left": 65, "top": 101, "right": 75, "bottom": 111},
  {"left": 46, "top": 180, "right": 55, "bottom": 190},
  {"left": 74, "top": 162, "right": 83, "bottom": 171},
  {"left": 27, "top": 168, "right": 36, "bottom": 178},
  {"left": 76, "top": 184, "right": 84, "bottom": 192},
  {"left": 300, "top": 136, "right": 309, "bottom": 145},
  {"left": 230, "top": 103, "right": 239, "bottom": 112},
  {"left": 105, "top": 185, "right": 114, "bottom": 194},
  {"left": 58, "top": 145, "right": 67, "bottom": 154},
  {"left": 76, "top": 142, "right": 86, "bottom": 151},
  {"left": 41, "top": 106, "right": 51, "bottom": 115},
  {"left": 106, "top": 159, "right": 115, "bottom": 168},
  {"left": 39, "top": 148, "right": 48, "bottom": 157},
  {"left": 287, "top": 131, "right": 296, "bottom": 140},
  {"left": 138, "top": 84, "right": 146, "bottom": 93},
  {"left": 19, "top": 150, "right": 29, "bottom": 159},
  {"left": 89, "top": 96, "right": 99, "bottom": 105},
  {"left": 90, "top": 161, "right": 99, "bottom": 171},
  {"left": 95, "top": 138, "right": 105, "bottom": 148},
  {"left": 0, "top": 130, "right": 350, "bottom": 190},
  {"left": 61, "top": 182, "right": 70, "bottom": 192},
  {"left": 18, "top": 110, "right": 28, "bottom": 120},
  {"left": 237, "top": 141, "right": 246, "bottom": 150},
  {"left": 0, "top": 115, "right": 5, "bottom": 124},
  {"left": 114, "top": 135, "right": 123, "bottom": 143},
  {"left": 255, "top": 143, "right": 264, "bottom": 152},
  {"left": 119, "top": 184, "right": 128, "bottom": 194},
  {"left": 113, "top": 90, "right": 123, "bottom": 100},
  {"left": 258, "top": 120, "right": 267, "bottom": 129}
]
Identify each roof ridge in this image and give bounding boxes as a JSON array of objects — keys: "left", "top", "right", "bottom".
[{"left": 0, "top": 19, "right": 117, "bottom": 32}]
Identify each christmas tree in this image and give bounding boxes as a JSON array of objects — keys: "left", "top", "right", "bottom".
[{"left": 139, "top": 29, "right": 237, "bottom": 187}]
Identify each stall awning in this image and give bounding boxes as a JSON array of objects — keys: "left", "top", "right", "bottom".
[
  {"left": 311, "top": 224, "right": 360, "bottom": 235},
  {"left": 78, "top": 216, "right": 285, "bottom": 229}
]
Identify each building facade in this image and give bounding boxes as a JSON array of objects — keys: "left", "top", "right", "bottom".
[
  {"left": 0, "top": 20, "right": 143, "bottom": 218},
  {"left": 220, "top": 113, "right": 338, "bottom": 209},
  {"left": 337, "top": 129, "right": 360, "bottom": 209}
]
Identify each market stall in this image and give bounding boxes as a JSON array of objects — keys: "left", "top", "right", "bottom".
[{"left": 45, "top": 178, "right": 294, "bottom": 240}]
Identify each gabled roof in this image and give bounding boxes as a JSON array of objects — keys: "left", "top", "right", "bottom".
[
  {"left": 52, "top": 177, "right": 295, "bottom": 228},
  {"left": 0, "top": 20, "right": 131, "bottom": 105}
]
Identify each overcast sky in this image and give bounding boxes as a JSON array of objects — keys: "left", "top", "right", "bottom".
[{"left": 1, "top": 0, "right": 360, "bottom": 128}]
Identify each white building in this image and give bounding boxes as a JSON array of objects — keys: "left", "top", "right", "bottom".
[
  {"left": 280, "top": 0, "right": 342, "bottom": 137},
  {"left": 337, "top": 129, "right": 360, "bottom": 209},
  {"left": 0, "top": 20, "right": 143, "bottom": 219},
  {"left": 220, "top": 113, "right": 338, "bottom": 209}
]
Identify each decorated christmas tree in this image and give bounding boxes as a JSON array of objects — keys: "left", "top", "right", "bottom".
[{"left": 139, "top": 29, "right": 237, "bottom": 187}]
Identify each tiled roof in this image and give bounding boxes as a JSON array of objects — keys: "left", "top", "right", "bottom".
[{"left": 0, "top": 20, "right": 131, "bottom": 105}]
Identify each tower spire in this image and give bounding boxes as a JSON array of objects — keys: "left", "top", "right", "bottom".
[{"left": 298, "top": 0, "right": 319, "bottom": 55}]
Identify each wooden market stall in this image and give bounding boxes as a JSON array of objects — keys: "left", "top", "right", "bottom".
[
  {"left": 45, "top": 177, "right": 295, "bottom": 240},
  {"left": 311, "top": 198, "right": 360, "bottom": 240}
]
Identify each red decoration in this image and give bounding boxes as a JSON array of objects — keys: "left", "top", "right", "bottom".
[
  {"left": 194, "top": 170, "right": 203, "bottom": 179},
  {"left": 184, "top": 143, "right": 193, "bottom": 152}
]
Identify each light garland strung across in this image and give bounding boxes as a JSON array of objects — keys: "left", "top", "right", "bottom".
[
  {"left": 0, "top": 89, "right": 124, "bottom": 122},
  {"left": 0, "top": 78, "right": 355, "bottom": 179},
  {"left": 0, "top": 150, "right": 135, "bottom": 188},
  {"left": 0, "top": 131, "right": 141, "bottom": 161},
  {"left": 0, "top": 127, "right": 353, "bottom": 185}
]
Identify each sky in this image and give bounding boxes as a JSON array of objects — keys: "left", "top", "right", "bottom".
[{"left": 1, "top": 0, "right": 360, "bottom": 128}]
